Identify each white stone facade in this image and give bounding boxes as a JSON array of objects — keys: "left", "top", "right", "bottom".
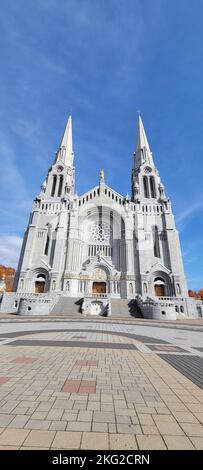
[{"left": 2, "top": 115, "right": 202, "bottom": 319}]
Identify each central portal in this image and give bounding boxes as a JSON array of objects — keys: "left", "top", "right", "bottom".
[{"left": 92, "top": 282, "right": 106, "bottom": 294}]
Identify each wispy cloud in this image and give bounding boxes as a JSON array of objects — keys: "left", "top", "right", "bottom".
[
  {"left": 176, "top": 201, "right": 203, "bottom": 230},
  {"left": 0, "top": 234, "right": 22, "bottom": 267}
]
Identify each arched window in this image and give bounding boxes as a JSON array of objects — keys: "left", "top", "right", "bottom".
[
  {"left": 20, "top": 279, "right": 24, "bottom": 291},
  {"left": 129, "top": 283, "right": 133, "bottom": 294},
  {"left": 58, "top": 175, "right": 63, "bottom": 197},
  {"left": 143, "top": 283, "right": 147, "bottom": 294},
  {"left": 176, "top": 284, "right": 181, "bottom": 295},
  {"left": 66, "top": 281, "right": 70, "bottom": 292},
  {"left": 52, "top": 280, "right": 56, "bottom": 291},
  {"left": 175, "top": 305, "right": 179, "bottom": 312},
  {"left": 180, "top": 306, "right": 184, "bottom": 313},
  {"left": 150, "top": 176, "right": 156, "bottom": 198},
  {"left": 143, "top": 176, "right": 149, "bottom": 198},
  {"left": 51, "top": 175, "right": 57, "bottom": 197}
]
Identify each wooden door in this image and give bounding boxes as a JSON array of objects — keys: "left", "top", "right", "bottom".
[
  {"left": 154, "top": 285, "right": 165, "bottom": 297},
  {"left": 92, "top": 282, "right": 106, "bottom": 294},
  {"left": 35, "top": 281, "right": 45, "bottom": 293}
]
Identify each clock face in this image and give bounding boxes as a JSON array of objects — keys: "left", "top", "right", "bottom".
[
  {"left": 144, "top": 166, "right": 152, "bottom": 174},
  {"left": 67, "top": 167, "right": 73, "bottom": 176},
  {"left": 57, "top": 165, "right": 63, "bottom": 173}
]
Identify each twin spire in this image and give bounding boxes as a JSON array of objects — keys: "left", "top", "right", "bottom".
[
  {"left": 56, "top": 115, "right": 74, "bottom": 166},
  {"left": 55, "top": 113, "right": 153, "bottom": 169}
]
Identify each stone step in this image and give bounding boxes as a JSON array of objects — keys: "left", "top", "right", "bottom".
[
  {"left": 50, "top": 297, "right": 143, "bottom": 319},
  {"left": 111, "top": 299, "right": 143, "bottom": 318},
  {"left": 50, "top": 297, "right": 83, "bottom": 316}
]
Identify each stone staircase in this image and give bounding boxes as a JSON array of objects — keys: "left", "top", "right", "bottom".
[
  {"left": 50, "top": 297, "right": 83, "bottom": 317},
  {"left": 50, "top": 296, "right": 143, "bottom": 319},
  {"left": 111, "top": 299, "right": 143, "bottom": 318}
]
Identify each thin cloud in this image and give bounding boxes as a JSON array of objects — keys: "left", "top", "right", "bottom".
[
  {"left": 0, "top": 234, "right": 22, "bottom": 267},
  {"left": 176, "top": 201, "right": 203, "bottom": 229}
]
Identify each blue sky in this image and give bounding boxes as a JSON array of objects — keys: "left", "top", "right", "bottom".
[{"left": 0, "top": 0, "right": 203, "bottom": 289}]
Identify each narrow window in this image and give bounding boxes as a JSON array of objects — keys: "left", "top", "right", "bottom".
[
  {"left": 153, "top": 226, "right": 160, "bottom": 258},
  {"left": 51, "top": 175, "right": 57, "bottom": 197},
  {"left": 150, "top": 176, "right": 156, "bottom": 198},
  {"left": 143, "top": 176, "right": 149, "bottom": 198},
  {"left": 44, "top": 235, "right": 50, "bottom": 255},
  {"left": 58, "top": 175, "right": 63, "bottom": 197}
]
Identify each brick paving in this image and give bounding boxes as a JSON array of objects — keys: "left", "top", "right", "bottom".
[{"left": 0, "top": 318, "right": 202, "bottom": 449}]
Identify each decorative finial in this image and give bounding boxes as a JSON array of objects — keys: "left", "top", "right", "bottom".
[{"left": 100, "top": 169, "right": 105, "bottom": 181}]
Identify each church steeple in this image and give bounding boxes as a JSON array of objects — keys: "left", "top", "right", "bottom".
[
  {"left": 56, "top": 115, "right": 74, "bottom": 166},
  {"left": 134, "top": 114, "right": 154, "bottom": 168}
]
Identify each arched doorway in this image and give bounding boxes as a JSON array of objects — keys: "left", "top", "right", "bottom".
[
  {"left": 154, "top": 277, "right": 165, "bottom": 297},
  {"left": 35, "top": 274, "right": 46, "bottom": 293},
  {"left": 92, "top": 282, "right": 106, "bottom": 294},
  {"left": 92, "top": 267, "right": 108, "bottom": 295}
]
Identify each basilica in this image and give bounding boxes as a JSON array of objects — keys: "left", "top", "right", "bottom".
[{"left": 1, "top": 115, "right": 202, "bottom": 319}]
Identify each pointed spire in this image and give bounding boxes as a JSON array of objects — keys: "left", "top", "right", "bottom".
[
  {"left": 134, "top": 114, "right": 154, "bottom": 167},
  {"left": 136, "top": 114, "right": 151, "bottom": 153},
  {"left": 56, "top": 115, "right": 74, "bottom": 166}
]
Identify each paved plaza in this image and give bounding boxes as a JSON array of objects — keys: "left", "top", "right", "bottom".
[{"left": 0, "top": 317, "right": 203, "bottom": 450}]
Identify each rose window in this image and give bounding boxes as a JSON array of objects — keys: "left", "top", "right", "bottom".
[{"left": 90, "top": 222, "right": 111, "bottom": 242}]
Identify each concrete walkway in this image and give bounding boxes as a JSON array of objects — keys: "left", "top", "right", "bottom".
[{"left": 0, "top": 318, "right": 202, "bottom": 450}]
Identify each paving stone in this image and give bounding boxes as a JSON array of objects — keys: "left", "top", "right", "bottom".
[
  {"left": 63, "top": 411, "right": 78, "bottom": 421},
  {"left": 67, "top": 421, "right": 91, "bottom": 432},
  {"left": 8, "top": 415, "right": 30, "bottom": 428},
  {"left": 117, "top": 423, "right": 142, "bottom": 434},
  {"left": 23, "top": 430, "right": 55, "bottom": 448},
  {"left": 134, "top": 406, "right": 157, "bottom": 414},
  {"left": 190, "top": 437, "right": 203, "bottom": 450},
  {"left": 108, "top": 423, "right": 116, "bottom": 433},
  {"left": 0, "top": 401, "right": 19, "bottom": 413},
  {"left": 0, "top": 378, "right": 11, "bottom": 385},
  {"left": 24, "top": 419, "right": 51, "bottom": 430},
  {"left": 116, "top": 415, "right": 131, "bottom": 424},
  {"left": 81, "top": 432, "right": 109, "bottom": 449},
  {"left": 153, "top": 414, "right": 177, "bottom": 423},
  {"left": 0, "top": 446, "right": 20, "bottom": 449},
  {"left": 87, "top": 402, "right": 100, "bottom": 411},
  {"left": 92, "top": 422, "right": 108, "bottom": 432},
  {"left": 73, "top": 403, "right": 87, "bottom": 411},
  {"left": 137, "top": 435, "right": 167, "bottom": 450},
  {"left": 163, "top": 435, "right": 195, "bottom": 449},
  {"left": 36, "top": 402, "right": 53, "bottom": 412},
  {"left": 46, "top": 409, "right": 64, "bottom": 421},
  {"left": 93, "top": 411, "right": 115, "bottom": 423},
  {"left": 0, "top": 428, "right": 30, "bottom": 446},
  {"left": 138, "top": 414, "right": 154, "bottom": 425},
  {"left": 142, "top": 425, "right": 160, "bottom": 435},
  {"left": 49, "top": 421, "right": 67, "bottom": 431},
  {"left": 156, "top": 421, "right": 185, "bottom": 436},
  {"left": 77, "top": 411, "right": 93, "bottom": 422},
  {"left": 51, "top": 431, "right": 81, "bottom": 449},
  {"left": 0, "top": 414, "right": 15, "bottom": 426},
  {"left": 172, "top": 411, "right": 199, "bottom": 423},
  {"left": 101, "top": 404, "right": 114, "bottom": 411},
  {"left": 110, "top": 433, "right": 138, "bottom": 450},
  {"left": 52, "top": 399, "right": 74, "bottom": 410},
  {"left": 179, "top": 423, "right": 203, "bottom": 437},
  {"left": 30, "top": 411, "right": 48, "bottom": 420}
]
